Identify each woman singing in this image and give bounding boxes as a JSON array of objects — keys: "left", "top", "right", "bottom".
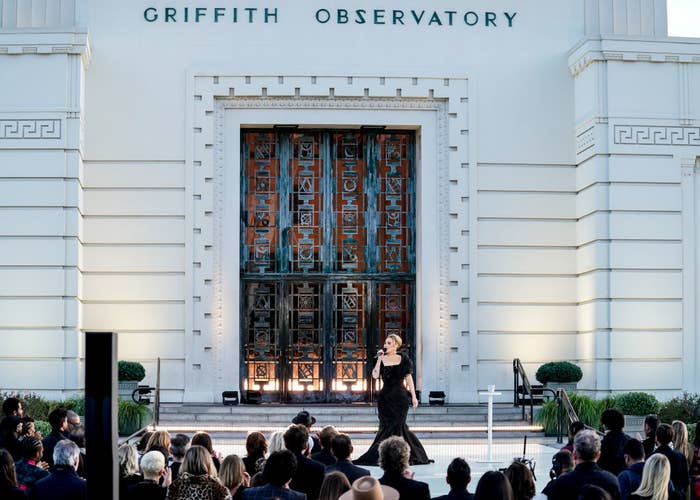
[{"left": 354, "top": 334, "right": 431, "bottom": 465}]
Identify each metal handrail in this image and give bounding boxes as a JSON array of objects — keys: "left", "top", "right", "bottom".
[
  {"left": 512, "top": 358, "right": 534, "bottom": 424},
  {"left": 558, "top": 388, "right": 604, "bottom": 439}
]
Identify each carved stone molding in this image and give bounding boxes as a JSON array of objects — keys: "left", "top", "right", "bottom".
[
  {"left": 614, "top": 125, "right": 700, "bottom": 146},
  {"left": 576, "top": 126, "right": 595, "bottom": 155},
  {"left": 0, "top": 119, "right": 61, "bottom": 139}
]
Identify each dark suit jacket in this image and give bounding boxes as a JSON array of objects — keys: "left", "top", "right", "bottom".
[
  {"left": 652, "top": 445, "right": 689, "bottom": 495},
  {"left": 41, "top": 431, "right": 66, "bottom": 467},
  {"left": 290, "top": 453, "right": 325, "bottom": 500},
  {"left": 544, "top": 461, "right": 621, "bottom": 500},
  {"left": 243, "top": 484, "right": 307, "bottom": 500},
  {"left": 326, "top": 459, "right": 371, "bottom": 484},
  {"left": 432, "top": 489, "right": 474, "bottom": 500},
  {"left": 128, "top": 479, "right": 167, "bottom": 500},
  {"left": 311, "top": 449, "right": 336, "bottom": 466},
  {"left": 380, "top": 471, "right": 431, "bottom": 500},
  {"left": 599, "top": 430, "right": 632, "bottom": 476},
  {"left": 32, "top": 466, "right": 87, "bottom": 500}
]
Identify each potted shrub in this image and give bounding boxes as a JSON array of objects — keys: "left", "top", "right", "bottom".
[
  {"left": 615, "top": 392, "right": 660, "bottom": 433},
  {"left": 535, "top": 361, "right": 583, "bottom": 393},
  {"left": 118, "top": 400, "right": 151, "bottom": 436},
  {"left": 118, "top": 361, "right": 146, "bottom": 401}
]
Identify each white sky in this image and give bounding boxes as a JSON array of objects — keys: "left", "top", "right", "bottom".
[{"left": 668, "top": 0, "right": 700, "bottom": 37}]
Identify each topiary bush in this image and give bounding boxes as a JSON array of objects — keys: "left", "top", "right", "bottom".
[
  {"left": 536, "top": 361, "right": 583, "bottom": 384},
  {"left": 615, "top": 392, "right": 660, "bottom": 416},
  {"left": 118, "top": 361, "right": 146, "bottom": 382},
  {"left": 659, "top": 392, "right": 700, "bottom": 424}
]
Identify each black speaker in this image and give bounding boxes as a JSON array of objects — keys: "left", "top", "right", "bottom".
[
  {"left": 222, "top": 391, "right": 239, "bottom": 406},
  {"left": 245, "top": 390, "right": 263, "bottom": 404},
  {"left": 429, "top": 391, "right": 446, "bottom": 406}
]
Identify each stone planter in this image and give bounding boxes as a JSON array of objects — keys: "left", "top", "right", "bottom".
[
  {"left": 624, "top": 415, "right": 645, "bottom": 434},
  {"left": 118, "top": 380, "right": 138, "bottom": 401},
  {"left": 544, "top": 382, "right": 578, "bottom": 394}
]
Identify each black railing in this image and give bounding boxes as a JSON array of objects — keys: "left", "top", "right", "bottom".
[{"left": 512, "top": 358, "right": 535, "bottom": 424}]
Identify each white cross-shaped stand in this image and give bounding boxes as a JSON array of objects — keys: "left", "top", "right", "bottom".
[{"left": 478, "top": 385, "right": 502, "bottom": 465}]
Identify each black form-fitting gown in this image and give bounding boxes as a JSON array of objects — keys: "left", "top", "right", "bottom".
[{"left": 354, "top": 355, "right": 431, "bottom": 466}]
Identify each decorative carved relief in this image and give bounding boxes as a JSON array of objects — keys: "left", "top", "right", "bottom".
[
  {"left": 0, "top": 119, "right": 61, "bottom": 139},
  {"left": 576, "top": 126, "right": 595, "bottom": 154},
  {"left": 614, "top": 125, "right": 700, "bottom": 146}
]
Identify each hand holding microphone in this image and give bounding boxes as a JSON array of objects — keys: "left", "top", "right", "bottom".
[{"left": 375, "top": 349, "right": 384, "bottom": 359}]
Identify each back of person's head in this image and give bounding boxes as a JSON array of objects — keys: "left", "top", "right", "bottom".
[
  {"left": 551, "top": 450, "right": 574, "bottom": 479},
  {"left": 574, "top": 429, "right": 601, "bottom": 462},
  {"left": 474, "top": 470, "right": 514, "bottom": 500},
  {"left": 695, "top": 421, "right": 700, "bottom": 448},
  {"left": 182, "top": 445, "right": 217, "bottom": 477},
  {"left": 171, "top": 433, "right": 190, "bottom": 459},
  {"left": 672, "top": 420, "right": 688, "bottom": 451},
  {"left": 284, "top": 424, "right": 309, "bottom": 454},
  {"left": 319, "top": 470, "right": 351, "bottom": 500},
  {"left": 69, "top": 424, "right": 86, "bottom": 448},
  {"left": 378, "top": 436, "right": 410, "bottom": 475},
  {"left": 569, "top": 421, "right": 585, "bottom": 438},
  {"left": 20, "top": 436, "right": 43, "bottom": 461},
  {"left": 20, "top": 416, "right": 35, "bottom": 437},
  {"left": 48, "top": 407, "right": 68, "bottom": 432},
  {"left": 318, "top": 425, "right": 338, "bottom": 451},
  {"left": 0, "top": 449, "right": 18, "bottom": 488},
  {"left": 633, "top": 453, "right": 670, "bottom": 500},
  {"left": 148, "top": 444, "right": 170, "bottom": 466},
  {"left": 331, "top": 433, "right": 353, "bottom": 461},
  {"left": 54, "top": 439, "right": 80, "bottom": 468},
  {"left": 601, "top": 408, "right": 625, "bottom": 432},
  {"left": 137, "top": 431, "right": 154, "bottom": 453},
  {"left": 268, "top": 430, "right": 286, "bottom": 454},
  {"left": 191, "top": 431, "right": 214, "bottom": 454},
  {"left": 644, "top": 415, "right": 659, "bottom": 433},
  {"left": 140, "top": 450, "right": 166, "bottom": 480},
  {"left": 219, "top": 454, "right": 245, "bottom": 490},
  {"left": 66, "top": 410, "right": 80, "bottom": 427},
  {"left": 504, "top": 460, "right": 535, "bottom": 500},
  {"left": 263, "top": 450, "right": 297, "bottom": 487},
  {"left": 246, "top": 431, "right": 267, "bottom": 457},
  {"left": 119, "top": 444, "right": 139, "bottom": 477},
  {"left": 0, "top": 416, "right": 21, "bottom": 438},
  {"left": 147, "top": 430, "right": 171, "bottom": 452},
  {"left": 623, "top": 438, "right": 645, "bottom": 462},
  {"left": 2, "top": 397, "right": 21, "bottom": 417},
  {"left": 656, "top": 423, "right": 674, "bottom": 445},
  {"left": 446, "top": 457, "right": 471, "bottom": 491},
  {"left": 577, "top": 484, "right": 612, "bottom": 500}
]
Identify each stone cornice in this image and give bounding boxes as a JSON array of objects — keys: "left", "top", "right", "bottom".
[
  {"left": 568, "top": 36, "right": 700, "bottom": 76},
  {"left": 0, "top": 29, "right": 91, "bottom": 68}
]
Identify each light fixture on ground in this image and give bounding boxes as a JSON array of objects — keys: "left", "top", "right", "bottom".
[{"left": 428, "top": 391, "right": 446, "bottom": 406}]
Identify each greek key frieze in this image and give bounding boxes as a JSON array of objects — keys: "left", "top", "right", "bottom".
[
  {"left": 0, "top": 119, "right": 61, "bottom": 139},
  {"left": 614, "top": 125, "right": 700, "bottom": 146}
]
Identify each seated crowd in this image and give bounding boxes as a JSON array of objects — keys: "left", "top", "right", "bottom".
[{"left": 2, "top": 399, "right": 700, "bottom": 500}]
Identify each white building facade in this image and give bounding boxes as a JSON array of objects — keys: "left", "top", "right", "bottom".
[{"left": 1, "top": 0, "right": 699, "bottom": 403}]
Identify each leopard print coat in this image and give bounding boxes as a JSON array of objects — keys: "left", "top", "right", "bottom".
[{"left": 166, "top": 472, "right": 232, "bottom": 500}]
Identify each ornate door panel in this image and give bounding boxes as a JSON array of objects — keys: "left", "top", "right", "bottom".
[{"left": 241, "top": 130, "right": 415, "bottom": 403}]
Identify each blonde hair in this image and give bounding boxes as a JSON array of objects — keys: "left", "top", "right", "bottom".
[
  {"left": 632, "top": 453, "right": 670, "bottom": 500},
  {"left": 219, "top": 454, "right": 245, "bottom": 490},
  {"left": 672, "top": 420, "right": 691, "bottom": 465},
  {"left": 268, "top": 430, "right": 286, "bottom": 454},
  {"left": 386, "top": 333, "right": 403, "bottom": 349},
  {"left": 118, "top": 444, "right": 139, "bottom": 477},
  {"left": 146, "top": 430, "right": 171, "bottom": 453},
  {"left": 181, "top": 445, "right": 218, "bottom": 478}
]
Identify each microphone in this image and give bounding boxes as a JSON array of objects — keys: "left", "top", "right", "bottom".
[{"left": 374, "top": 349, "right": 384, "bottom": 359}]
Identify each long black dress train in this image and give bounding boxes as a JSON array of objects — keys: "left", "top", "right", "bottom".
[{"left": 354, "top": 355, "right": 431, "bottom": 465}]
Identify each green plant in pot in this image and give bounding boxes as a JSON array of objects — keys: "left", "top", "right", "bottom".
[
  {"left": 118, "top": 361, "right": 146, "bottom": 401},
  {"left": 118, "top": 400, "right": 151, "bottom": 436},
  {"left": 616, "top": 392, "right": 660, "bottom": 434},
  {"left": 535, "top": 361, "right": 583, "bottom": 393}
]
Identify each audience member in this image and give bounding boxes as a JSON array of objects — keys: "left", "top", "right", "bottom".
[
  {"left": 671, "top": 421, "right": 691, "bottom": 466},
  {"left": 689, "top": 421, "right": 700, "bottom": 499},
  {"left": 284, "top": 423, "right": 325, "bottom": 500},
  {"left": 220, "top": 454, "right": 249, "bottom": 500},
  {"left": 652, "top": 423, "right": 689, "bottom": 496},
  {"left": 147, "top": 430, "right": 172, "bottom": 454},
  {"left": 505, "top": 460, "right": 536, "bottom": 500},
  {"left": 642, "top": 416, "right": 659, "bottom": 458},
  {"left": 319, "top": 470, "right": 350, "bottom": 500},
  {"left": 0, "top": 448, "right": 25, "bottom": 500},
  {"left": 65, "top": 411, "right": 81, "bottom": 436},
  {"left": 68, "top": 424, "right": 86, "bottom": 478},
  {"left": 312, "top": 425, "right": 338, "bottom": 466},
  {"left": 129, "top": 449, "right": 169, "bottom": 499},
  {"left": 15, "top": 436, "right": 49, "bottom": 493},
  {"left": 0, "top": 415, "right": 22, "bottom": 460},
  {"left": 544, "top": 429, "right": 621, "bottom": 500},
  {"left": 170, "top": 433, "right": 190, "bottom": 479},
  {"left": 33, "top": 439, "right": 87, "bottom": 500},
  {"left": 20, "top": 416, "right": 40, "bottom": 440},
  {"left": 563, "top": 421, "right": 586, "bottom": 453},
  {"left": 326, "top": 433, "right": 370, "bottom": 484},
  {"left": 243, "top": 449, "right": 305, "bottom": 500},
  {"left": 536, "top": 450, "right": 573, "bottom": 500},
  {"left": 599, "top": 409, "right": 632, "bottom": 476},
  {"left": 378, "top": 435, "right": 430, "bottom": 500},
  {"left": 137, "top": 431, "right": 154, "bottom": 455},
  {"left": 2, "top": 398, "right": 23, "bottom": 418},
  {"left": 292, "top": 411, "right": 321, "bottom": 455},
  {"left": 339, "top": 476, "right": 399, "bottom": 500},
  {"left": 578, "top": 484, "right": 613, "bottom": 500},
  {"left": 118, "top": 444, "right": 142, "bottom": 497},
  {"left": 167, "top": 445, "right": 230, "bottom": 500},
  {"left": 192, "top": 431, "right": 222, "bottom": 471},
  {"left": 269, "top": 430, "right": 286, "bottom": 454},
  {"left": 629, "top": 453, "right": 683, "bottom": 500},
  {"left": 473, "top": 470, "right": 514, "bottom": 500},
  {"left": 42, "top": 407, "right": 69, "bottom": 466},
  {"left": 243, "top": 431, "right": 267, "bottom": 476},
  {"left": 618, "top": 439, "right": 647, "bottom": 500},
  {"left": 432, "top": 457, "right": 473, "bottom": 500}
]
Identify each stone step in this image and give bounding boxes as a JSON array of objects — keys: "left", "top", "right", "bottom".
[{"left": 157, "top": 412, "right": 526, "bottom": 423}]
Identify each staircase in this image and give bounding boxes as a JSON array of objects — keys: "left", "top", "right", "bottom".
[{"left": 156, "top": 403, "right": 544, "bottom": 439}]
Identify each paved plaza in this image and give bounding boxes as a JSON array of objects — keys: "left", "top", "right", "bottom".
[{"left": 212, "top": 436, "right": 562, "bottom": 497}]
